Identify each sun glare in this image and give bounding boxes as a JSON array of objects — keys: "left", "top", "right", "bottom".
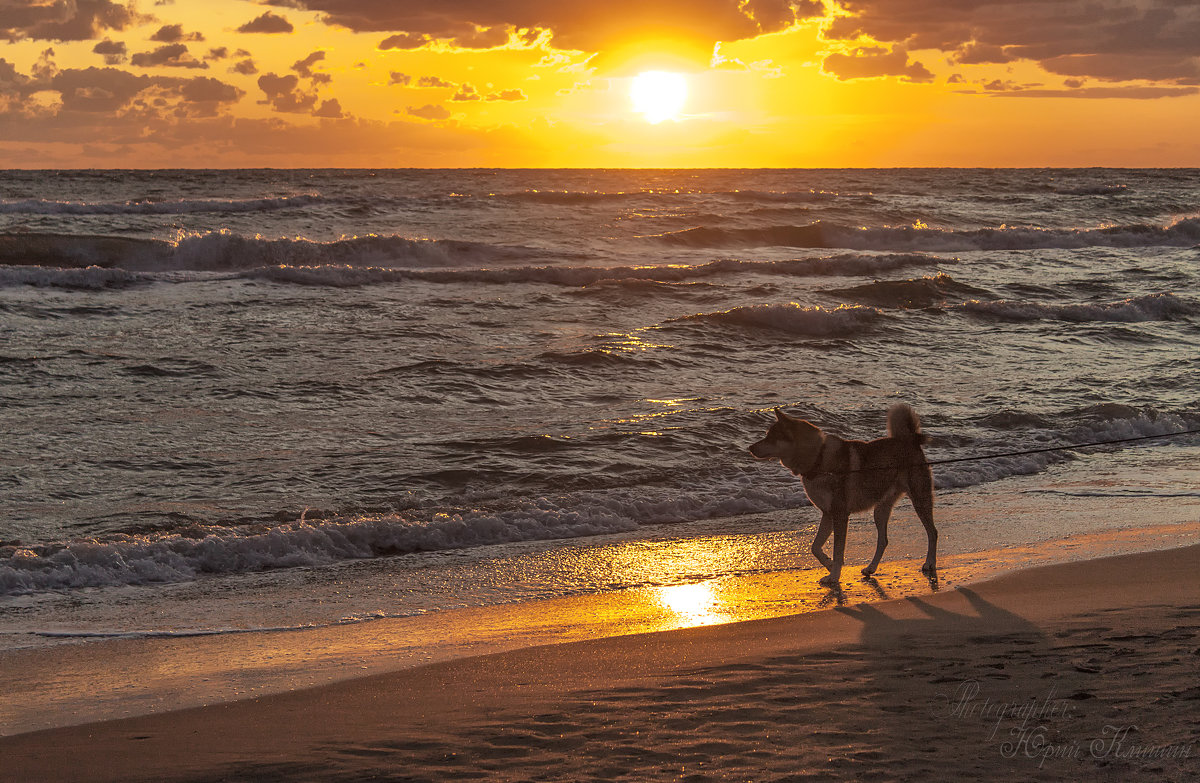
[{"left": 630, "top": 71, "right": 688, "bottom": 124}]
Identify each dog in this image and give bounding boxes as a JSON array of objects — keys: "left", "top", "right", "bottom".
[{"left": 749, "top": 404, "right": 936, "bottom": 585}]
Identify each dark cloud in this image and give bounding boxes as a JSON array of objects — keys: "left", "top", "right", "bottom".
[
  {"left": 237, "top": 11, "right": 294, "bottom": 34},
  {"left": 206, "top": 47, "right": 228, "bottom": 60},
  {"left": 388, "top": 71, "right": 412, "bottom": 86},
  {"left": 451, "top": 83, "right": 480, "bottom": 101},
  {"left": 257, "top": 72, "right": 317, "bottom": 112},
  {"left": 292, "top": 51, "right": 326, "bottom": 78},
  {"left": 312, "top": 97, "right": 343, "bottom": 117},
  {"left": 486, "top": 88, "right": 526, "bottom": 101},
  {"left": 1, "top": 0, "right": 144, "bottom": 42},
  {"left": 417, "top": 75, "right": 454, "bottom": 88},
  {"left": 988, "top": 85, "right": 1200, "bottom": 99},
  {"left": 43, "top": 66, "right": 242, "bottom": 114},
  {"left": 279, "top": 0, "right": 825, "bottom": 53},
  {"left": 130, "top": 43, "right": 208, "bottom": 69},
  {"left": 826, "top": 0, "right": 1200, "bottom": 85},
  {"left": 378, "top": 32, "right": 428, "bottom": 50},
  {"left": 230, "top": 58, "right": 258, "bottom": 75},
  {"left": 823, "top": 47, "right": 934, "bottom": 82},
  {"left": 92, "top": 38, "right": 127, "bottom": 65},
  {"left": 406, "top": 103, "right": 450, "bottom": 120},
  {"left": 150, "top": 24, "right": 204, "bottom": 43}
]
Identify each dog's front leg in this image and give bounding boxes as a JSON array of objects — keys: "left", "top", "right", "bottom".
[
  {"left": 811, "top": 514, "right": 835, "bottom": 576},
  {"left": 819, "top": 514, "right": 848, "bottom": 586}
]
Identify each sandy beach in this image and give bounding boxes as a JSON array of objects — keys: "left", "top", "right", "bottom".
[{"left": 3, "top": 542, "right": 1198, "bottom": 782}]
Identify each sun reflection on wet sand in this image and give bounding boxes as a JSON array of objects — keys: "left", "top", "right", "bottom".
[{"left": 654, "top": 581, "right": 726, "bottom": 627}]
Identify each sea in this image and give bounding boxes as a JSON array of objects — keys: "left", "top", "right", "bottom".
[{"left": 2, "top": 168, "right": 1199, "bottom": 657}]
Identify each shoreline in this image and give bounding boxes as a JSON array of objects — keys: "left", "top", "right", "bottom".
[
  {"left": 3, "top": 541, "right": 1200, "bottom": 780},
  {"left": 5, "top": 446, "right": 1200, "bottom": 738}
]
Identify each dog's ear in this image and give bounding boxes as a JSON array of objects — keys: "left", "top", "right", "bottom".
[{"left": 774, "top": 407, "right": 794, "bottom": 423}]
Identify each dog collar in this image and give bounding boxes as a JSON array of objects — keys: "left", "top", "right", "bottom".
[{"left": 800, "top": 439, "right": 827, "bottom": 478}]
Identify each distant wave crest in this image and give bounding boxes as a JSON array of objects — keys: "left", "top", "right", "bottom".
[
  {"left": 649, "top": 218, "right": 1200, "bottom": 251},
  {"left": 958, "top": 292, "right": 1199, "bottom": 322},
  {"left": 0, "top": 194, "right": 325, "bottom": 216}
]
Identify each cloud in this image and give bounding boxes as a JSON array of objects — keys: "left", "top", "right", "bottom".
[
  {"left": 277, "top": 0, "right": 826, "bottom": 54},
  {"left": 417, "top": 75, "right": 454, "bottom": 88},
  {"left": 1, "top": 0, "right": 145, "bottom": 42},
  {"left": 823, "top": 46, "right": 934, "bottom": 82},
  {"left": 237, "top": 11, "right": 294, "bottom": 34},
  {"left": 388, "top": 71, "right": 411, "bottom": 86},
  {"left": 988, "top": 85, "right": 1200, "bottom": 99},
  {"left": 230, "top": 58, "right": 258, "bottom": 75},
  {"left": 92, "top": 39, "right": 127, "bottom": 65},
  {"left": 130, "top": 43, "right": 208, "bottom": 69},
  {"left": 825, "top": 0, "right": 1200, "bottom": 85},
  {"left": 312, "top": 97, "right": 343, "bottom": 118},
  {"left": 150, "top": 24, "right": 204, "bottom": 43},
  {"left": 292, "top": 50, "right": 326, "bottom": 78},
  {"left": 44, "top": 66, "right": 242, "bottom": 114},
  {"left": 451, "top": 82, "right": 480, "bottom": 101},
  {"left": 406, "top": 103, "right": 450, "bottom": 120},
  {"left": 378, "top": 32, "right": 429, "bottom": 50},
  {"left": 486, "top": 88, "right": 526, "bottom": 101},
  {"left": 256, "top": 72, "right": 317, "bottom": 113}
]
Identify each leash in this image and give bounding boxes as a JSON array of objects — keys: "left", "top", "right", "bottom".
[
  {"left": 924, "top": 427, "right": 1200, "bottom": 468},
  {"left": 807, "top": 426, "right": 1200, "bottom": 476}
]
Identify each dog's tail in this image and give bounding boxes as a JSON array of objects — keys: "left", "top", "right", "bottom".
[{"left": 887, "top": 403, "right": 929, "bottom": 446}]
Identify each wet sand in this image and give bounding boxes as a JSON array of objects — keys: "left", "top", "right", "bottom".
[{"left": 4, "top": 543, "right": 1199, "bottom": 782}]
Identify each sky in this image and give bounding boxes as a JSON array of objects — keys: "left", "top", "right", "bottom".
[{"left": 1, "top": 0, "right": 1198, "bottom": 168}]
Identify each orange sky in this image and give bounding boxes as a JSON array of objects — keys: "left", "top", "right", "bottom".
[{"left": 1, "top": 0, "right": 1198, "bottom": 167}]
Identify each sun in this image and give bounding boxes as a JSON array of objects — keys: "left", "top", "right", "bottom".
[{"left": 630, "top": 71, "right": 688, "bottom": 124}]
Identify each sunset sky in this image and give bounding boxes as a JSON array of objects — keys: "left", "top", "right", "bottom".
[{"left": 2, "top": 0, "right": 1198, "bottom": 168}]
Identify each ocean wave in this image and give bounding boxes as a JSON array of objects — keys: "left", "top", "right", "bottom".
[
  {"left": 1050, "top": 184, "right": 1128, "bottom": 196},
  {"left": 0, "top": 481, "right": 808, "bottom": 594},
  {"left": 242, "top": 253, "right": 944, "bottom": 289},
  {"left": 667, "top": 302, "right": 884, "bottom": 337},
  {"left": 824, "top": 273, "right": 991, "bottom": 309},
  {"left": 0, "top": 194, "right": 325, "bottom": 216},
  {"left": 0, "top": 231, "right": 548, "bottom": 273},
  {"left": 0, "top": 265, "right": 152, "bottom": 289},
  {"left": 648, "top": 218, "right": 1200, "bottom": 251},
  {"left": 485, "top": 188, "right": 865, "bottom": 206},
  {"left": 957, "top": 292, "right": 1198, "bottom": 322}
]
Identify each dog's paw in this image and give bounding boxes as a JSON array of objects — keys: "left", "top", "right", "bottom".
[
  {"left": 920, "top": 562, "right": 937, "bottom": 575},
  {"left": 860, "top": 565, "right": 876, "bottom": 577},
  {"left": 818, "top": 572, "right": 840, "bottom": 587}
]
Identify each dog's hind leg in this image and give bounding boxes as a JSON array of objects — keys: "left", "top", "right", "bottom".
[
  {"left": 909, "top": 466, "right": 937, "bottom": 574},
  {"left": 862, "top": 491, "right": 900, "bottom": 577}
]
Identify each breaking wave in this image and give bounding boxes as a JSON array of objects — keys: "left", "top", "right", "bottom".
[
  {"left": 0, "top": 231, "right": 551, "bottom": 272},
  {"left": 0, "top": 481, "right": 807, "bottom": 594}
]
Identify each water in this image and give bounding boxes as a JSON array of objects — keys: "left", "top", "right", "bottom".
[{"left": 1, "top": 168, "right": 1198, "bottom": 647}]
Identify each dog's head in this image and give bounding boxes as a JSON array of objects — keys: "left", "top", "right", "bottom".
[{"left": 749, "top": 408, "right": 823, "bottom": 462}]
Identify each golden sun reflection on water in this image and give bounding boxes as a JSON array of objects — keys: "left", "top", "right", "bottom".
[{"left": 654, "top": 581, "right": 726, "bottom": 627}]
